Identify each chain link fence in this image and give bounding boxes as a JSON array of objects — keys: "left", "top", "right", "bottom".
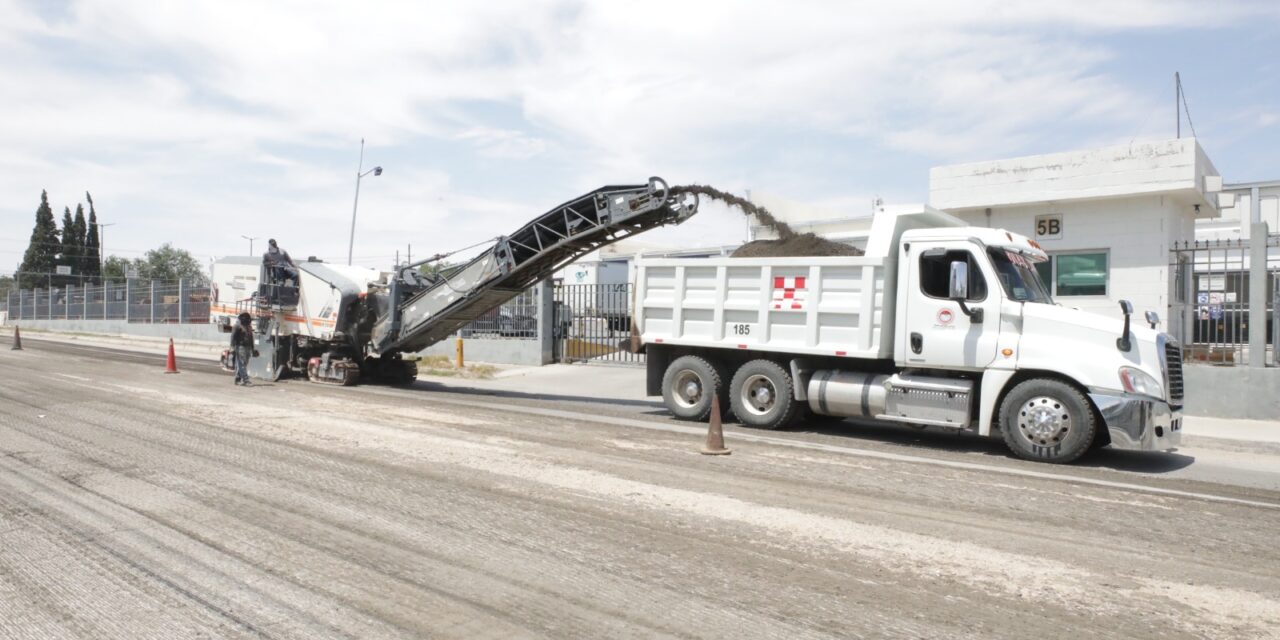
[{"left": 1, "top": 277, "right": 537, "bottom": 338}]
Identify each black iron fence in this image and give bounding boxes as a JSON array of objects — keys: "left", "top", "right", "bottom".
[
  {"left": 1170, "top": 236, "right": 1279, "bottom": 366},
  {"left": 459, "top": 289, "right": 540, "bottom": 339},
  {"left": 554, "top": 283, "right": 643, "bottom": 364}
]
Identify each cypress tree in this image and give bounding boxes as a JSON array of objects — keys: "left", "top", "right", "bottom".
[
  {"left": 72, "top": 203, "right": 88, "bottom": 278},
  {"left": 17, "top": 191, "right": 59, "bottom": 290},
  {"left": 58, "top": 206, "right": 76, "bottom": 286},
  {"left": 84, "top": 192, "right": 102, "bottom": 282}
]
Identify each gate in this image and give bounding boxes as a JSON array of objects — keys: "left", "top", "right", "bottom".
[
  {"left": 1169, "top": 237, "right": 1279, "bottom": 365},
  {"left": 553, "top": 283, "right": 643, "bottom": 364}
]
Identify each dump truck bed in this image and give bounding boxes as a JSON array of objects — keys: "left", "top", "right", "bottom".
[{"left": 636, "top": 255, "right": 894, "bottom": 360}]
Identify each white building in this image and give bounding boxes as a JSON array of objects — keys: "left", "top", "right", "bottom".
[{"left": 930, "top": 138, "right": 1222, "bottom": 331}]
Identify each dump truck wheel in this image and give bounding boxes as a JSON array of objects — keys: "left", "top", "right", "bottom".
[
  {"left": 662, "top": 355, "right": 723, "bottom": 421},
  {"left": 730, "top": 359, "right": 800, "bottom": 430},
  {"left": 999, "top": 378, "right": 1096, "bottom": 464}
]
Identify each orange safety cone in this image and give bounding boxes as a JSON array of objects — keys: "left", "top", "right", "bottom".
[
  {"left": 164, "top": 338, "right": 179, "bottom": 374},
  {"left": 700, "top": 394, "right": 731, "bottom": 456},
  {"left": 10, "top": 326, "right": 22, "bottom": 351}
]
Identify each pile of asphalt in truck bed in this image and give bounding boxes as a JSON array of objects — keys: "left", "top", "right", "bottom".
[
  {"left": 670, "top": 184, "right": 863, "bottom": 258},
  {"left": 729, "top": 235, "right": 862, "bottom": 258}
]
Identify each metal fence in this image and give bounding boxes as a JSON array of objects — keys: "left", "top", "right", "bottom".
[
  {"left": 458, "top": 288, "right": 540, "bottom": 339},
  {"left": 554, "top": 283, "right": 643, "bottom": 364},
  {"left": 1170, "top": 236, "right": 1279, "bottom": 366},
  {"left": 3, "top": 280, "right": 212, "bottom": 324}
]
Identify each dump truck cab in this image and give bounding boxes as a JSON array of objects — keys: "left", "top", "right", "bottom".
[{"left": 894, "top": 224, "right": 1182, "bottom": 458}]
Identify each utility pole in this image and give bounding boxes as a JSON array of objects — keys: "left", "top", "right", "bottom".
[
  {"left": 96, "top": 222, "right": 116, "bottom": 281},
  {"left": 241, "top": 235, "right": 259, "bottom": 256},
  {"left": 348, "top": 138, "right": 384, "bottom": 265}
]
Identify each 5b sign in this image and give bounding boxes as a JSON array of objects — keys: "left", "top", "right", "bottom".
[{"left": 1035, "top": 214, "right": 1062, "bottom": 240}]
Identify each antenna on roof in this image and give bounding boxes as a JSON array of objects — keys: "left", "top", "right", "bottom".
[{"left": 1175, "top": 72, "right": 1197, "bottom": 139}]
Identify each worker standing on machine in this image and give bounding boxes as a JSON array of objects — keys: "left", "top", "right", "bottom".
[
  {"left": 262, "top": 238, "right": 298, "bottom": 305},
  {"left": 263, "top": 238, "right": 297, "bottom": 283},
  {"left": 230, "top": 312, "right": 256, "bottom": 386}
]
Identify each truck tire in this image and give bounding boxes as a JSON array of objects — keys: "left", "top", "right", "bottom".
[
  {"left": 730, "top": 359, "right": 800, "bottom": 430},
  {"left": 662, "top": 355, "right": 724, "bottom": 421},
  {"left": 999, "top": 378, "right": 1097, "bottom": 464}
]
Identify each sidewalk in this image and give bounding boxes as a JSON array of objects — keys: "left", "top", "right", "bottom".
[
  {"left": 13, "top": 327, "right": 226, "bottom": 362},
  {"left": 8, "top": 326, "right": 1276, "bottom": 444}
]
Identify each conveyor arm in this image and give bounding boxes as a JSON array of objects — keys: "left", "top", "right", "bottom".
[{"left": 369, "top": 177, "right": 697, "bottom": 355}]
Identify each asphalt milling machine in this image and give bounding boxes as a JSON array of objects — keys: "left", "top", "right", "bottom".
[{"left": 211, "top": 178, "right": 698, "bottom": 385}]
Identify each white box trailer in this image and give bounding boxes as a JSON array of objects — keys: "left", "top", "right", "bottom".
[{"left": 637, "top": 205, "right": 1185, "bottom": 463}]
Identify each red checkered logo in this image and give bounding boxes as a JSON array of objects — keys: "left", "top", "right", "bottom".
[{"left": 772, "top": 276, "right": 807, "bottom": 310}]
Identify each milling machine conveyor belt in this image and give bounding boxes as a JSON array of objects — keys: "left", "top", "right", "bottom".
[{"left": 370, "top": 177, "right": 698, "bottom": 355}]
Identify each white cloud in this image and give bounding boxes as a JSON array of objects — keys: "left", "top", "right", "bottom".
[{"left": 0, "top": 0, "right": 1275, "bottom": 272}]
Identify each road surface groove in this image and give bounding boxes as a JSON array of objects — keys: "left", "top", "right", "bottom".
[{"left": 1, "top": 343, "right": 1278, "bottom": 638}]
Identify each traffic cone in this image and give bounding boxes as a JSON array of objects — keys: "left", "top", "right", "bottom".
[
  {"left": 10, "top": 326, "right": 22, "bottom": 351},
  {"left": 700, "top": 394, "right": 731, "bottom": 456},
  {"left": 164, "top": 338, "right": 179, "bottom": 374}
]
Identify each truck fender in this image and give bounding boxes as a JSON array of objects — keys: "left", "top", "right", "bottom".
[
  {"left": 789, "top": 358, "right": 816, "bottom": 402},
  {"left": 978, "top": 369, "right": 1018, "bottom": 436}
]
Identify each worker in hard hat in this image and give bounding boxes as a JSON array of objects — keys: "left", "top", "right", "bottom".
[{"left": 230, "top": 312, "right": 256, "bottom": 386}]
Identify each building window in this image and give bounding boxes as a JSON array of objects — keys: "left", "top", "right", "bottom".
[{"left": 1033, "top": 251, "right": 1109, "bottom": 297}]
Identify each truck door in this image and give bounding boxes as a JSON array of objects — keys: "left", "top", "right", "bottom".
[{"left": 902, "top": 243, "right": 1001, "bottom": 370}]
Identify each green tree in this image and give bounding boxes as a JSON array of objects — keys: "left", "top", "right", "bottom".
[
  {"left": 102, "top": 255, "right": 131, "bottom": 282},
  {"left": 83, "top": 192, "right": 102, "bottom": 282},
  {"left": 17, "top": 190, "right": 60, "bottom": 290},
  {"left": 0, "top": 274, "right": 14, "bottom": 303},
  {"left": 71, "top": 203, "right": 88, "bottom": 277},
  {"left": 418, "top": 260, "right": 461, "bottom": 279},
  {"left": 134, "top": 243, "right": 208, "bottom": 285},
  {"left": 54, "top": 206, "right": 84, "bottom": 287}
]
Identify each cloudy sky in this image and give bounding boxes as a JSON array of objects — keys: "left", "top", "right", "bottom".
[{"left": 1, "top": 0, "right": 1278, "bottom": 274}]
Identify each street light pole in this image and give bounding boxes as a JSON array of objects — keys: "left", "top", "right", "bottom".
[
  {"left": 347, "top": 138, "right": 383, "bottom": 266},
  {"left": 95, "top": 222, "right": 116, "bottom": 281},
  {"left": 241, "top": 235, "right": 259, "bottom": 256}
]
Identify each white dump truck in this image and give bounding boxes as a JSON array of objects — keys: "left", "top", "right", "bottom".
[{"left": 636, "top": 206, "right": 1183, "bottom": 463}]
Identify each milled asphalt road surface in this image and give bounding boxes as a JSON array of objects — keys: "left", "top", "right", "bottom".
[{"left": 2, "top": 339, "right": 1279, "bottom": 639}]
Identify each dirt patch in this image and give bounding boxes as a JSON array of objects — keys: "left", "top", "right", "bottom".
[
  {"left": 730, "top": 237, "right": 862, "bottom": 258},
  {"left": 671, "top": 184, "right": 862, "bottom": 258}
]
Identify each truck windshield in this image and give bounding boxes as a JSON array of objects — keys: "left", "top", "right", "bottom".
[{"left": 988, "top": 248, "right": 1053, "bottom": 304}]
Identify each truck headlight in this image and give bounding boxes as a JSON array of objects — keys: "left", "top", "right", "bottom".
[{"left": 1119, "top": 367, "right": 1163, "bottom": 399}]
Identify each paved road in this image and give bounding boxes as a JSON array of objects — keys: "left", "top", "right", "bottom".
[{"left": 2, "top": 339, "right": 1279, "bottom": 639}]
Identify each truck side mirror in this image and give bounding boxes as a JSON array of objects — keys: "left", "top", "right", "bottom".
[
  {"left": 1117, "top": 299, "right": 1134, "bottom": 351},
  {"left": 1145, "top": 310, "right": 1160, "bottom": 329},
  {"left": 948, "top": 260, "right": 983, "bottom": 323},
  {"left": 948, "top": 261, "right": 969, "bottom": 300}
]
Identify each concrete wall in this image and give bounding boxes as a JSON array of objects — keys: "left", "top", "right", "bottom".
[
  {"left": 3, "top": 318, "right": 548, "bottom": 366},
  {"left": 418, "top": 337, "right": 545, "bottom": 366},
  {"left": 929, "top": 138, "right": 1218, "bottom": 212},
  {"left": 5, "top": 318, "right": 226, "bottom": 342},
  {"left": 1182, "top": 364, "right": 1280, "bottom": 420}
]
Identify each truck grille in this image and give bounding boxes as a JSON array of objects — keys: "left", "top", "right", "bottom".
[{"left": 1165, "top": 342, "right": 1184, "bottom": 403}]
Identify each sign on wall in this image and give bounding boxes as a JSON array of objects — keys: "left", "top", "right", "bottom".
[
  {"left": 55, "top": 265, "right": 72, "bottom": 275},
  {"left": 1034, "top": 214, "right": 1063, "bottom": 240}
]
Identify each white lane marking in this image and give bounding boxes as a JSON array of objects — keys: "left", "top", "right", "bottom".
[
  {"left": 56, "top": 373, "right": 93, "bottom": 381},
  {"left": 365, "top": 391, "right": 1280, "bottom": 512}
]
